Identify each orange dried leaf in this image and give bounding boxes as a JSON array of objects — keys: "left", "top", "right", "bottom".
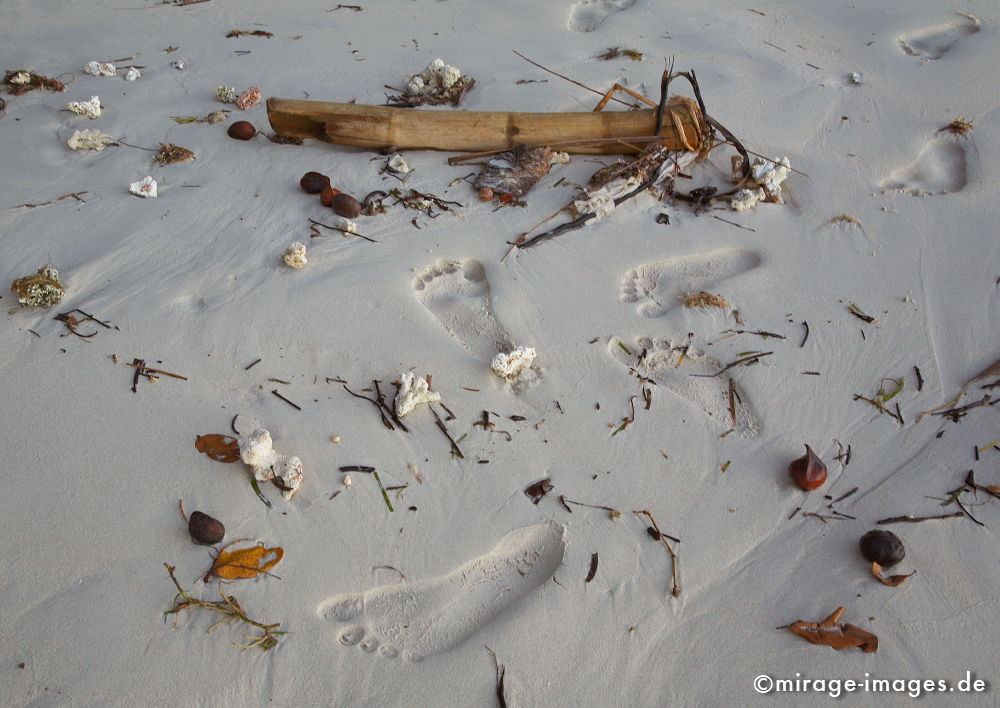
[
  {"left": 196, "top": 434, "right": 240, "bottom": 463},
  {"left": 210, "top": 540, "right": 284, "bottom": 580},
  {"left": 787, "top": 607, "right": 878, "bottom": 653},
  {"left": 872, "top": 561, "right": 915, "bottom": 587}
]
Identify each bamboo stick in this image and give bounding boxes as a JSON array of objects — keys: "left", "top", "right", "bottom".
[{"left": 266, "top": 97, "right": 703, "bottom": 155}]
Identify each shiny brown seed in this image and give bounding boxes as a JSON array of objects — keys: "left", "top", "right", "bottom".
[
  {"left": 859, "top": 530, "right": 905, "bottom": 567},
  {"left": 331, "top": 193, "right": 362, "bottom": 218},
  {"left": 300, "top": 172, "right": 330, "bottom": 194},
  {"left": 188, "top": 510, "right": 225, "bottom": 545},
  {"left": 320, "top": 186, "right": 342, "bottom": 207},
  {"left": 788, "top": 444, "right": 827, "bottom": 491},
  {"left": 227, "top": 121, "right": 256, "bottom": 141}
]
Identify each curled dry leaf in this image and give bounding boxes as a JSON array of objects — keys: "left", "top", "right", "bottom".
[
  {"left": 153, "top": 143, "right": 195, "bottom": 166},
  {"left": 787, "top": 607, "right": 878, "bottom": 653},
  {"left": 208, "top": 539, "right": 284, "bottom": 580},
  {"left": 195, "top": 434, "right": 240, "bottom": 463},
  {"left": 871, "top": 561, "right": 915, "bottom": 587},
  {"left": 524, "top": 478, "right": 553, "bottom": 504}
]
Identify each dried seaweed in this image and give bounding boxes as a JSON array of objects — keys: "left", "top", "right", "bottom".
[
  {"left": 596, "top": 47, "right": 644, "bottom": 61},
  {"left": 152, "top": 143, "right": 196, "bottom": 166},
  {"left": 3, "top": 70, "right": 66, "bottom": 96},
  {"left": 227, "top": 29, "right": 273, "bottom": 38},
  {"left": 474, "top": 146, "right": 553, "bottom": 199},
  {"left": 682, "top": 291, "right": 730, "bottom": 310}
]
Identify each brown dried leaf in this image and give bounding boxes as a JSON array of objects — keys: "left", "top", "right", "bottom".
[
  {"left": 153, "top": 143, "right": 195, "bottom": 166},
  {"left": 524, "top": 478, "right": 553, "bottom": 504},
  {"left": 209, "top": 540, "right": 283, "bottom": 580},
  {"left": 195, "top": 434, "right": 240, "bottom": 463},
  {"left": 871, "top": 561, "right": 915, "bottom": 587},
  {"left": 787, "top": 607, "right": 878, "bottom": 653}
]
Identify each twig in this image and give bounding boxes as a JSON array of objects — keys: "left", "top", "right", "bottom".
[
  {"left": 371, "top": 469, "right": 394, "bottom": 512},
  {"left": 430, "top": 405, "right": 464, "bottom": 458},
  {"left": 511, "top": 50, "right": 641, "bottom": 109},
  {"left": 691, "top": 352, "right": 773, "bottom": 378},
  {"left": 271, "top": 389, "right": 301, "bottom": 411},
  {"left": 307, "top": 217, "right": 376, "bottom": 243},
  {"left": 485, "top": 646, "right": 508, "bottom": 708},
  {"left": 876, "top": 512, "right": 963, "bottom": 525},
  {"left": 800, "top": 321, "right": 809, "bottom": 348},
  {"left": 245, "top": 358, "right": 261, "bottom": 370},
  {"left": 125, "top": 362, "right": 188, "bottom": 380},
  {"left": 711, "top": 215, "right": 755, "bottom": 232},
  {"left": 162, "top": 563, "right": 285, "bottom": 650},
  {"left": 8, "top": 191, "right": 88, "bottom": 209},
  {"left": 633, "top": 509, "right": 680, "bottom": 597},
  {"left": 853, "top": 394, "right": 904, "bottom": 425},
  {"left": 343, "top": 383, "right": 395, "bottom": 431},
  {"left": 932, "top": 395, "right": 995, "bottom": 423},
  {"left": 558, "top": 495, "right": 621, "bottom": 519},
  {"left": 585, "top": 553, "right": 599, "bottom": 583}
]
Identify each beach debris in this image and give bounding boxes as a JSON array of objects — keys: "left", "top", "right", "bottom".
[
  {"left": 785, "top": 607, "right": 878, "bottom": 652},
  {"left": 217, "top": 86, "right": 238, "bottom": 103},
  {"left": 172, "top": 110, "right": 228, "bottom": 124},
  {"left": 585, "top": 552, "right": 599, "bottom": 583},
  {"left": 227, "top": 120, "right": 256, "bottom": 140},
  {"left": 559, "top": 495, "right": 622, "bottom": 519},
  {"left": 524, "top": 478, "right": 553, "bottom": 504},
  {"left": 871, "top": 561, "right": 914, "bottom": 587},
  {"left": 319, "top": 186, "right": 341, "bottom": 207},
  {"left": 3, "top": 69, "right": 65, "bottom": 95},
  {"left": 10, "top": 266, "right": 65, "bottom": 307},
  {"left": 299, "top": 171, "right": 330, "bottom": 193},
  {"left": 386, "top": 153, "right": 410, "bottom": 175},
  {"left": 67, "top": 96, "right": 103, "bottom": 119},
  {"left": 195, "top": 434, "right": 241, "bottom": 463},
  {"left": 634, "top": 509, "right": 680, "bottom": 597},
  {"left": 788, "top": 444, "right": 827, "bottom": 491},
  {"left": 236, "top": 85, "right": 261, "bottom": 110},
  {"left": 860, "top": 529, "right": 904, "bottom": 566},
  {"left": 916, "top": 354, "right": 1000, "bottom": 422},
  {"left": 163, "top": 562, "right": 285, "bottom": 650},
  {"left": 282, "top": 242, "right": 307, "bottom": 269},
  {"left": 153, "top": 143, "right": 195, "bottom": 166},
  {"left": 170, "top": 58, "right": 187, "bottom": 71},
  {"left": 474, "top": 145, "right": 554, "bottom": 200},
  {"left": 847, "top": 303, "right": 875, "bottom": 323},
  {"left": 129, "top": 176, "right": 157, "bottom": 198},
  {"left": 83, "top": 61, "right": 117, "bottom": 77},
  {"left": 389, "top": 58, "right": 475, "bottom": 107},
  {"left": 936, "top": 117, "right": 973, "bottom": 136},
  {"left": 331, "top": 193, "right": 362, "bottom": 218},
  {"left": 9, "top": 191, "right": 88, "bottom": 209},
  {"left": 343, "top": 380, "right": 409, "bottom": 431},
  {"left": 124, "top": 67, "right": 141, "bottom": 82},
  {"left": 227, "top": 29, "right": 274, "bottom": 39},
  {"left": 238, "top": 429, "right": 304, "bottom": 500},
  {"left": 187, "top": 509, "right": 225, "bottom": 545},
  {"left": 682, "top": 291, "right": 730, "bottom": 310},
  {"left": 485, "top": 647, "right": 509, "bottom": 708},
  {"left": 731, "top": 156, "right": 791, "bottom": 206},
  {"left": 492, "top": 347, "right": 537, "bottom": 380},
  {"left": 730, "top": 187, "right": 765, "bottom": 212},
  {"left": 828, "top": 214, "right": 866, "bottom": 235},
  {"left": 848, "top": 72, "right": 862, "bottom": 85},
  {"left": 207, "top": 539, "right": 284, "bottom": 580},
  {"left": 394, "top": 372, "right": 441, "bottom": 417},
  {"left": 596, "top": 47, "right": 644, "bottom": 61}
]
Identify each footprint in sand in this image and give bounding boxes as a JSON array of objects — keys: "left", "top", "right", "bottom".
[
  {"left": 608, "top": 336, "right": 760, "bottom": 438},
  {"left": 413, "top": 258, "right": 516, "bottom": 360},
  {"left": 620, "top": 248, "right": 761, "bottom": 319},
  {"left": 567, "top": 0, "right": 637, "bottom": 33},
  {"left": 319, "top": 521, "right": 565, "bottom": 661},
  {"left": 898, "top": 14, "right": 980, "bottom": 61},
  {"left": 881, "top": 137, "right": 967, "bottom": 196}
]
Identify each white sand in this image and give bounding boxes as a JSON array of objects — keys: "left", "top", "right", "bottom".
[{"left": 2, "top": 0, "right": 999, "bottom": 705}]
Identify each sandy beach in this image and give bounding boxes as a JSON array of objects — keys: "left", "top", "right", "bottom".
[{"left": 2, "top": 0, "right": 999, "bottom": 705}]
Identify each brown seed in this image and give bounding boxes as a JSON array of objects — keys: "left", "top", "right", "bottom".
[
  {"left": 859, "top": 530, "right": 905, "bottom": 567},
  {"left": 188, "top": 510, "right": 225, "bottom": 545},
  {"left": 320, "top": 186, "right": 342, "bottom": 207},
  {"left": 331, "top": 193, "right": 362, "bottom": 218},
  {"left": 300, "top": 171, "right": 330, "bottom": 194},
  {"left": 227, "top": 121, "right": 256, "bottom": 141},
  {"left": 788, "top": 444, "right": 827, "bottom": 491}
]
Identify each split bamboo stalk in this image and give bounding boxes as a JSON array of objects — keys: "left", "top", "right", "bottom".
[{"left": 266, "top": 97, "right": 704, "bottom": 155}]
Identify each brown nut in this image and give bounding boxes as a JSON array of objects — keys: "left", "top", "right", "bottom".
[
  {"left": 227, "top": 121, "right": 256, "bottom": 141},
  {"left": 331, "top": 193, "right": 362, "bottom": 218},
  {"left": 320, "top": 186, "right": 342, "bottom": 207},
  {"left": 788, "top": 444, "right": 827, "bottom": 491},
  {"left": 300, "top": 171, "right": 330, "bottom": 194},
  {"left": 188, "top": 510, "right": 225, "bottom": 545}
]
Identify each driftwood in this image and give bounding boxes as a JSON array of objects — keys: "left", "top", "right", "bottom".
[{"left": 266, "top": 96, "right": 706, "bottom": 155}]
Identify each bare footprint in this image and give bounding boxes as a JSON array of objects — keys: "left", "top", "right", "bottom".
[
  {"left": 413, "top": 258, "right": 515, "bottom": 361},
  {"left": 881, "top": 137, "right": 967, "bottom": 196},
  {"left": 608, "top": 336, "right": 760, "bottom": 438},
  {"left": 319, "top": 521, "right": 566, "bottom": 661},
  {"left": 567, "top": 0, "right": 637, "bottom": 32},
  {"left": 898, "top": 14, "right": 980, "bottom": 61},
  {"left": 620, "top": 248, "right": 761, "bottom": 318}
]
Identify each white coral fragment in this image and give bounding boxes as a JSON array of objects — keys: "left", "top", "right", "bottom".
[
  {"left": 9, "top": 71, "right": 31, "bottom": 85},
  {"left": 387, "top": 154, "right": 410, "bottom": 174},
  {"left": 124, "top": 67, "right": 141, "bottom": 82},
  {"left": 551, "top": 152, "right": 571, "bottom": 165},
  {"left": 492, "top": 347, "right": 537, "bottom": 380},
  {"left": 217, "top": 86, "right": 238, "bottom": 103},
  {"left": 282, "top": 242, "right": 307, "bottom": 269},
  {"left": 67, "top": 96, "right": 102, "bottom": 119},
  {"left": 394, "top": 372, "right": 441, "bottom": 417},
  {"left": 337, "top": 218, "right": 357, "bottom": 234},
  {"left": 129, "top": 176, "right": 157, "bottom": 198},
  {"left": 407, "top": 58, "right": 463, "bottom": 95},
  {"left": 238, "top": 429, "right": 304, "bottom": 500},
  {"left": 68, "top": 129, "right": 115, "bottom": 151},
  {"left": 751, "top": 156, "right": 791, "bottom": 203},
  {"left": 574, "top": 177, "right": 641, "bottom": 221},
  {"left": 731, "top": 187, "right": 765, "bottom": 212},
  {"left": 84, "top": 61, "right": 117, "bottom": 77}
]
